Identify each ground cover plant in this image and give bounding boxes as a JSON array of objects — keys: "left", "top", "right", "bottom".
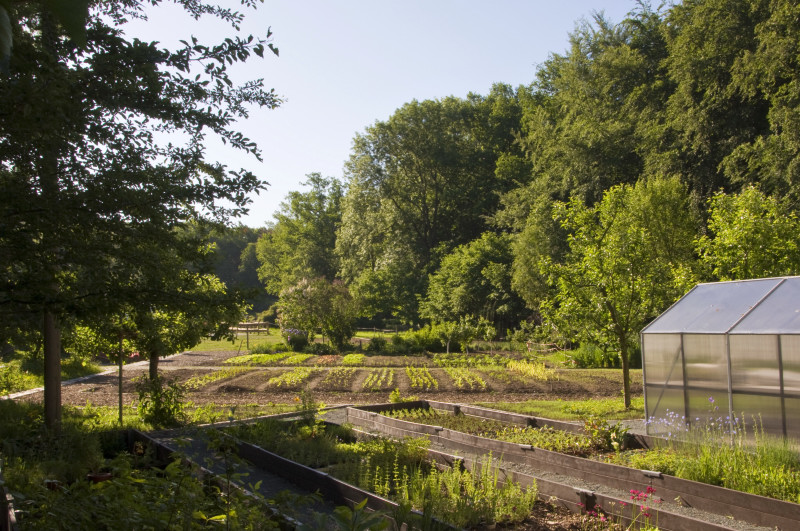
[
  {"left": 184, "top": 367, "right": 250, "bottom": 390},
  {"left": 266, "top": 367, "right": 319, "bottom": 389},
  {"left": 404, "top": 366, "right": 439, "bottom": 391},
  {"left": 477, "top": 397, "right": 645, "bottom": 421},
  {"left": 281, "top": 353, "right": 316, "bottom": 365},
  {"left": 507, "top": 360, "right": 557, "bottom": 381},
  {"left": 605, "top": 407, "right": 800, "bottom": 503},
  {"left": 384, "top": 408, "right": 606, "bottom": 456},
  {"left": 0, "top": 401, "right": 297, "bottom": 530},
  {"left": 442, "top": 367, "right": 487, "bottom": 392},
  {"left": 432, "top": 352, "right": 507, "bottom": 367},
  {"left": 341, "top": 353, "right": 365, "bottom": 366},
  {"left": 226, "top": 416, "right": 539, "bottom": 528},
  {"left": 316, "top": 367, "right": 359, "bottom": 391},
  {"left": 224, "top": 352, "right": 291, "bottom": 366},
  {"left": 361, "top": 368, "right": 395, "bottom": 391}
]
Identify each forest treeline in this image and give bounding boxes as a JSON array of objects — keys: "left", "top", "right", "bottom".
[{"left": 235, "top": 0, "right": 800, "bottom": 360}]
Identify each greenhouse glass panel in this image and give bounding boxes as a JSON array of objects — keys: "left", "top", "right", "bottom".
[
  {"left": 687, "top": 388, "right": 729, "bottom": 426},
  {"left": 780, "top": 335, "right": 800, "bottom": 396},
  {"left": 731, "top": 393, "right": 783, "bottom": 436},
  {"left": 645, "top": 385, "right": 684, "bottom": 436},
  {"left": 683, "top": 334, "right": 728, "bottom": 390},
  {"left": 728, "top": 335, "right": 780, "bottom": 394},
  {"left": 784, "top": 398, "right": 800, "bottom": 440},
  {"left": 642, "top": 334, "right": 682, "bottom": 385},
  {"left": 643, "top": 278, "right": 782, "bottom": 334},
  {"left": 731, "top": 277, "right": 800, "bottom": 333}
]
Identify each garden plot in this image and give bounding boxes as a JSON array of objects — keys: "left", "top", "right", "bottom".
[
  {"left": 222, "top": 415, "right": 539, "bottom": 529},
  {"left": 358, "top": 368, "right": 396, "bottom": 392},
  {"left": 348, "top": 401, "right": 800, "bottom": 531}
]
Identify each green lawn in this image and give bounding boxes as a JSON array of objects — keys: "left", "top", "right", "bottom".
[
  {"left": 186, "top": 329, "right": 284, "bottom": 352},
  {"left": 475, "top": 396, "right": 645, "bottom": 421}
]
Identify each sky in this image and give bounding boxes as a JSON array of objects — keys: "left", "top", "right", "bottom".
[{"left": 128, "top": 1, "right": 638, "bottom": 227}]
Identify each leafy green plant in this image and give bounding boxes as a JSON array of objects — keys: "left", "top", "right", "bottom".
[
  {"left": 341, "top": 353, "right": 365, "bottom": 366},
  {"left": 267, "top": 367, "right": 318, "bottom": 389},
  {"left": 223, "top": 352, "right": 291, "bottom": 365},
  {"left": 388, "top": 388, "right": 418, "bottom": 403},
  {"left": 405, "top": 366, "right": 438, "bottom": 391},
  {"left": 317, "top": 367, "right": 358, "bottom": 391},
  {"left": 567, "top": 343, "right": 620, "bottom": 368},
  {"left": 583, "top": 416, "right": 630, "bottom": 452},
  {"left": 133, "top": 375, "right": 187, "bottom": 428},
  {"left": 443, "top": 367, "right": 487, "bottom": 391},
  {"left": 507, "top": 360, "right": 557, "bottom": 381},
  {"left": 365, "top": 336, "right": 387, "bottom": 353},
  {"left": 282, "top": 353, "right": 316, "bottom": 365},
  {"left": 362, "top": 368, "right": 395, "bottom": 392},
  {"left": 184, "top": 367, "right": 249, "bottom": 390}
]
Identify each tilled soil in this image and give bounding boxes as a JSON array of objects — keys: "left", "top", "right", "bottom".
[{"left": 18, "top": 349, "right": 641, "bottom": 410}]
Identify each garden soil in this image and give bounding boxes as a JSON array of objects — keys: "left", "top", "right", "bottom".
[{"left": 16, "top": 349, "right": 642, "bottom": 409}]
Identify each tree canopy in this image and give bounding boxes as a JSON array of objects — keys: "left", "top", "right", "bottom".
[{"left": 0, "top": 0, "right": 279, "bottom": 427}]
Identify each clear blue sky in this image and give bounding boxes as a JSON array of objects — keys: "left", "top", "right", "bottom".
[{"left": 128, "top": 1, "right": 638, "bottom": 227}]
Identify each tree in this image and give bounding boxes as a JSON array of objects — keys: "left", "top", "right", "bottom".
[
  {"left": 539, "top": 177, "right": 699, "bottom": 408},
  {"left": 698, "top": 186, "right": 800, "bottom": 280},
  {"left": 725, "top": 0, "right": 800, "bottom": 200},
  {"left": 0, "top": 0, "right": 279, "bottom": 428},
  {"left": 338, "top": 87, "right": 525, "bottom": 322},
  {"left": 420, "top": 232, "right": 525, "bottom": 331},
  {"left": 657, "top": 0, "right": 770, "bottom": 197},
  {"left": 208, "top": 224, "right": 272, "bottom": 313},
  {"left": 513, "top": 7, "right": 668, "bottom": 207},
  {"left": 277, "top": 277, "right": 358, "bottom": 351},
  {"left": 256, "top": 174, "right": 342, "bottom": 295}
]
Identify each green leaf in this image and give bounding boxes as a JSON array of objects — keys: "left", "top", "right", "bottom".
[
  {"left": 0, "top": 5, "right": 11, "bottom": 73},
  {"left": 44, "top": 0, "right": 90, "bottom": 46}
]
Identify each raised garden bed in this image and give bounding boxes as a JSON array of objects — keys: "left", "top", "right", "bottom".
[{"left": 347, "top": 400, "right": 800, "bottom": 531}]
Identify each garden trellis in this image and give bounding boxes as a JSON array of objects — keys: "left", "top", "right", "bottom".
[{"left": 641, "top": 276, "right": 800, "bottom": 439}]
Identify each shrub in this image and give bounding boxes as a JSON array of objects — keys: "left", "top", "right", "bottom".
[
  {"left": 305, "top": 342, "right": 335, "bottom": 356},
  {"left": 249, "top": 342, "right": 289, "bottom": 354},
  {"left": 133, "top": 375, "right": 187, "bottom": 428},
  {"left": 365, "top": 336, "right": 387, "bottom": 353},
  {"left": 282, "top": 328, "right": 309, "bottom": 351},
  {"left": 569, "top": 343, "right": 619, "bottom": 368}
]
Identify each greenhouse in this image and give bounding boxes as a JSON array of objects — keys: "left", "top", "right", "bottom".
[{"left": 641, "top": 276, "right": 800, "bottom": 439}]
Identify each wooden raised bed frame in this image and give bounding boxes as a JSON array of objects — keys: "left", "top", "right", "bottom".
[{"left": 347, "top": 400, "right": 800, "bottom": 531}]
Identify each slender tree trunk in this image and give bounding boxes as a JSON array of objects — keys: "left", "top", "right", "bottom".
[
  {"left": 43, "top": 311, "right": 61, "bottom": 431},
  {"left": 149, "top": 351, "right": 159, "bottom": 380},
  {"left": 620, "top": 340, "right": 631, "bottom": 409},
  {"left": 39, "top": 8, "right": 63, "bottom": 432}
]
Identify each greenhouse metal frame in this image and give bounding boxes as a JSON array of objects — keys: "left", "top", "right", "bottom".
[{"left": 641, "top": 276, "right": 800, "bottom": 439}]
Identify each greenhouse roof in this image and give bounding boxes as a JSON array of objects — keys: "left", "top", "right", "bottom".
[{"left": 642, "top": 277, "right": 800, "bottom": 334}]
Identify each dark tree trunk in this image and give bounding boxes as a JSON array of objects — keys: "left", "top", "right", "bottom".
[
  {"left": 43, "top": 310, "right": 61, "bottom": 431},
  {"left": 149, "top": 351, "right": 159, "bottom": 380}
]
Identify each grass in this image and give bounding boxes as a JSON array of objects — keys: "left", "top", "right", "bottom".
[
  {"left": 186, "top": 329, "right": 283, "bottom": 353},
  {"left": 477, "top": 396, "right": 645, "bottom": 421},
  {"left": 1, "top": 352, "right": 104, "bottom": 395}
]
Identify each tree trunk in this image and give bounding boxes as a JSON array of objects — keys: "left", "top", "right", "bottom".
[
  {"left": 620, "top": 340, "right": 631, "bottom": 409},
  {"left": 43, "top": 310, "right": 61, "bottom": 431},
  {"left": 149, "top": 351, "right": 159, "bottom": 380}
]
